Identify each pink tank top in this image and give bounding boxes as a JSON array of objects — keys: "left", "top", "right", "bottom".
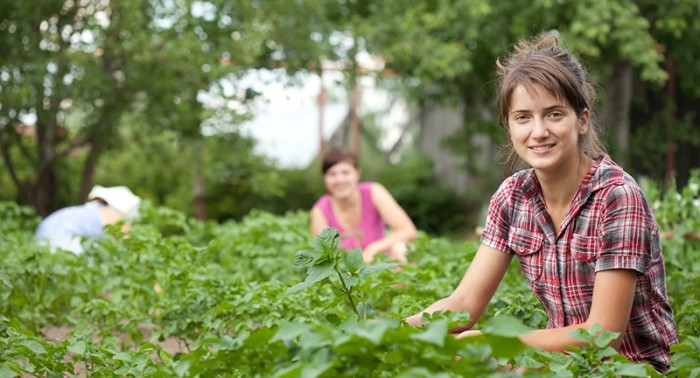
[{"left": 314, "top": 182, "right": 386, "bottom": 250}]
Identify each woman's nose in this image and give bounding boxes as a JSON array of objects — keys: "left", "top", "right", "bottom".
[{"left": 531, "top": 117, "right": 548, "bottom": 138}]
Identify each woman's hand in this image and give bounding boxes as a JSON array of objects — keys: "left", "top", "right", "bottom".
[
  {"left": 455, "top": 330, "right": 482, "bottom": 339},
  {"left": 362, "top": 242, "right": 382, "bottom": 263},
  {"left": 404, "top": 313, "right": 425, "bottom": 327}
]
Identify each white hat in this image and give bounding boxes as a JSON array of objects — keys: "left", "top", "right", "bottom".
[{"left": 88, "top": 185, "right": 141, "bottom": 220}]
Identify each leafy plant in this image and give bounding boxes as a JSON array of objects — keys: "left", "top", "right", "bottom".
[{"left": 286, "top": 227, "right": 397, "bottom": 320}]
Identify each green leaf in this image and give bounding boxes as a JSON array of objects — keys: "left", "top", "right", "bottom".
[
  {"left": 611, "top": 363, "right": 651, "bottom": 377},
  {"left": 594, "top": 346, "right": 618, "bottom": 359},
  {"left": 350, "top": 320, "right": 393, "bottom": 345},
  {"left": 344, "top": 248, "right": 364, "bottom": 273},
  {"left": 313, "top": 227, "right": 339, "bottom": 254},
  {"left": 271, "top": 322, "right": 312, "bottom": 343},
  {"left": 301, "top": 361, "right": 334, "bottom": 378},
  {"left": 306, "top": 260, "right": 336, "bottom": 284},
  {"left": 593, "top": 330, "right": 620, "bottom": 348},
  {"left": 515, "top": 356, "right": 546, "bottom": 369},
  {"left": 113, "top": 352, "right": 132, "bottom": 362},
  {"left": 158, "top": 350, "right": 174, "bottom": 365},
  {"left": 272, "top": 363, "right": 303, "bottom": 378},
  {"left": 410, "top": 319, "right": 448, "bottom": 347},
  {"left": 482, "top": 315, "right": 531, "bottom": 337},
  {"left": 173, "top": 359, "right": 191, "bottom": 378},
  {"left": 0, "top": 363, "right": 18, "bottom": 378},
  {"left": 357, "top": 302, "right": 373, "bottom": 319},
  {"left": 138, "top": 342, "right": 157, "bottom": 353},
  {"left": 360, "top": 262, "right": 398, "bottom": 275},
  {"left": 67, "top": 340, "right": 87, "bottom": 355},
  {"left": 0, "top": 273, "right": 12, "bottom": 289},
  {"left": 17, "top": 340, "right": 47, "bottom": 355},
  {"left": 482, "top": 335, "right": 525, "bottom": 359},
  {"left": 324, "top": 313, "right": 343, "bottom": 326},
  {"left": 569, "top": 328, "right": 593, "bottom": 343},
  {"left": 285, "top": 260, "right": 335, "bottom": 294},
  {"left": 293, "top": 249, "right": 320, "bottom": 267}
]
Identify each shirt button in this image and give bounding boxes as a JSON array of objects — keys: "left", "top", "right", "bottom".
[
  {"left": 552, "top": 279, "right": 559, "bottom": 285},
  {"left": 519, "top": 246, "right": 525, "bottom": 252},
  {"left": 576, "top": 253, "right": 582, "bottom": 259}
]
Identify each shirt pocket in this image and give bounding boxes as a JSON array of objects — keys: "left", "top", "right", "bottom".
[
  {"left": 507, "top": 227, "right": 544, "bottom": 283},
  {"left": 571, "top": 233, "right": 598, "bottom": 279}
]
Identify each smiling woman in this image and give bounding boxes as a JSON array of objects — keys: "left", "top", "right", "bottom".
[
  {"left": 405, "top": 33, "right": 679, "bottom": 373},
  {"left": 310, "top": 148, "right": 417, "bottom": 264}
]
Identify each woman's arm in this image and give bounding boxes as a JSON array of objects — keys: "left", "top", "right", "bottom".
[
  {"left": 512, "top": 269, "right": 637, "bottom": 351},
  {"left": 364, "top": 183, "right": 417, "bottom": 259},
  {"left": 310, "top": 206, "right": 329, "bottom": 236},
  {"left": 406, "top": 244, "right": 512, "bottom": 330}
]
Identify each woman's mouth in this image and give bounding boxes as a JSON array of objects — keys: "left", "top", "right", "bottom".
[{"left": 530, "top": 144, "right": 555, "bottom": 152}]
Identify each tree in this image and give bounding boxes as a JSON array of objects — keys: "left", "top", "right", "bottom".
[
  {"left": 0, "top": 0, "right": 160, "bottom": 214},
  {"left": 347, "top": 0, "right": 700, "bottom": 188},
  {"left": 0, "top": 0, "right": 343, "bottom": 215}
]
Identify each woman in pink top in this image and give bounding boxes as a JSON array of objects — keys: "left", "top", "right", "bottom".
[{"left": 311, "top": 148, "right": 417, "bottom": 264}]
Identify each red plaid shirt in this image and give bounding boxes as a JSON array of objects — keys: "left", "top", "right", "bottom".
[{"left": 481, "top": 155, "right": 678, "bottom": 371}]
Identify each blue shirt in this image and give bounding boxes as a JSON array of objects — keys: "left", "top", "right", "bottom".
[{"left": 35, "top": 203, "right": 106, "bottom": 253}]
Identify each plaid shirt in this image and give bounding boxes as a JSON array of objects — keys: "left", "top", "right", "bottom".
[{"left": 481, "top": 155, "right": 678, "bottom": 371}]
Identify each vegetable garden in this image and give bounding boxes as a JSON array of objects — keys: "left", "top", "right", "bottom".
[{"left": 1, "top": 174, "right": 700, "bottom": 377}]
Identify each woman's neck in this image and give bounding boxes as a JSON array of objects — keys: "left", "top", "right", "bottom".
[
  {"left": 537, "top": 155, "right": 592, "bottom": 209},
  {"left": 332, "top": 187, "right": 361, "bottom": 209}
]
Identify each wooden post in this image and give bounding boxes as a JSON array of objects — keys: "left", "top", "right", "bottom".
[
  {"left": 318, "top": 68, "right": 325, "bottom": 158},
  {"left": 350, "top": 77, "right": 360, "bottom": 156}
]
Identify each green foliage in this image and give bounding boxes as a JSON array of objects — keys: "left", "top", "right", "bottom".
[
  {"left": 378, "top": 152, "right": 475, "bottom": 235},
  {"left": 644, "top": 170, "right": 700, "bottom": 339},
  {"left": 287, "top": 227, "right": 397, "bottom": 320},
  {"left": 516, "top": 325, "right": 661, "bottom": 377},
  {"left": 668, "top": 336, "right": 700, "bottom": 378},
  {"left": 0, "top": 173, "right": 699, "bottom": 375}
]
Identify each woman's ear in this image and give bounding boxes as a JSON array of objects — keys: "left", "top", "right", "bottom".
[{"left": 579, "top": 108, "right": 590, "bottom": 135}]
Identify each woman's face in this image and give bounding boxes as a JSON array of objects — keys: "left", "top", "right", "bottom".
[
  {"left": 323, "top": 160, "right": 360, "bottom": 199},
  {"left": 508, "top": 83, "right": 588, "bottom": 175}
]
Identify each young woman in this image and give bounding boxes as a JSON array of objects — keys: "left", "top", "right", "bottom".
[
  {"left": 405, "top": 35, "right": 678, "bottom": 372},
  {"left": 311, "top": 148, "right": 417, "bottom": 264}
]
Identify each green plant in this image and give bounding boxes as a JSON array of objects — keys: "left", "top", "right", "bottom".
[{"left": 286, "top": 227, "right": 397, "bottom": 320}]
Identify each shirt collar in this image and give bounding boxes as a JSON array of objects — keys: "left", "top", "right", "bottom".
[{"left": 517, "top": 154, "right": 623, "bottom": 200}]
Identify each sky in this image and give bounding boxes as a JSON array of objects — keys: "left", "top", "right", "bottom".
[{"left": 235, "top": 64, "right": 409, "bottom": 169}]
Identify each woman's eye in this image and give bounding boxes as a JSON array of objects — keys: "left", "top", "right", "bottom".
[{"left": 548, "top": 111, "right": 563, "bottom": 118}]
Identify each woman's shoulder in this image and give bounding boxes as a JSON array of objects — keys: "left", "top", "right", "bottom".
[
  {"left": 359, "top": 181, "right": 378, "bottom": 190},
  {"left": 312, "top": 194, "right": 332, "bottom": 210},
  {"left": 494, "top": 169, "right": 537, "bottom": 198}
]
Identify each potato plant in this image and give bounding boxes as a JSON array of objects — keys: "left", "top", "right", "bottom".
[{"left": 0, "top": 172, "right": 699, "bottom": 377}]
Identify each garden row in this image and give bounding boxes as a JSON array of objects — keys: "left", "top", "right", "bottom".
[{"left": 1, "top": 174, "right": 700, "bottom": 377}]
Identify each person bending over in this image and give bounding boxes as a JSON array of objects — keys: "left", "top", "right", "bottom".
[{"left": 35, "top": 185, "right": 141, "bottom": 254}]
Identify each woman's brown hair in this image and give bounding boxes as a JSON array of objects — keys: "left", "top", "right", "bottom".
[{"left": 321, "top": 148, "right": 359, "bottom": 174}]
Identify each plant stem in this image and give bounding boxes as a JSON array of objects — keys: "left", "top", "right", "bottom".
[{"left": 335, "top": 268, "right": 358, "bottom": 317}]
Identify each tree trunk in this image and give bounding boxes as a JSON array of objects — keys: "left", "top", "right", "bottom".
[
  {"left": 665, "top": 54, "right": 676, "bottom": 181},
  {"left": 79, "top": 141, "right": 103, "bottom": 203},
  {"left": 192, "top": 139, "right": 207, "bottom": 220},
  {"left": 600, "top": 62, "right": 633, "bottom": 167},
  {"left": 33, "top": 114, "right": 59, "bottom": 215}
]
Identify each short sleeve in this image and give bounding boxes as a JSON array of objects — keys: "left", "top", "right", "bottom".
[
  {"left": 480, "top": 178, "right": 513, "bottom": 254},
  {"left": 597, "top": 184, "right": 656, "bottom": 274}
]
